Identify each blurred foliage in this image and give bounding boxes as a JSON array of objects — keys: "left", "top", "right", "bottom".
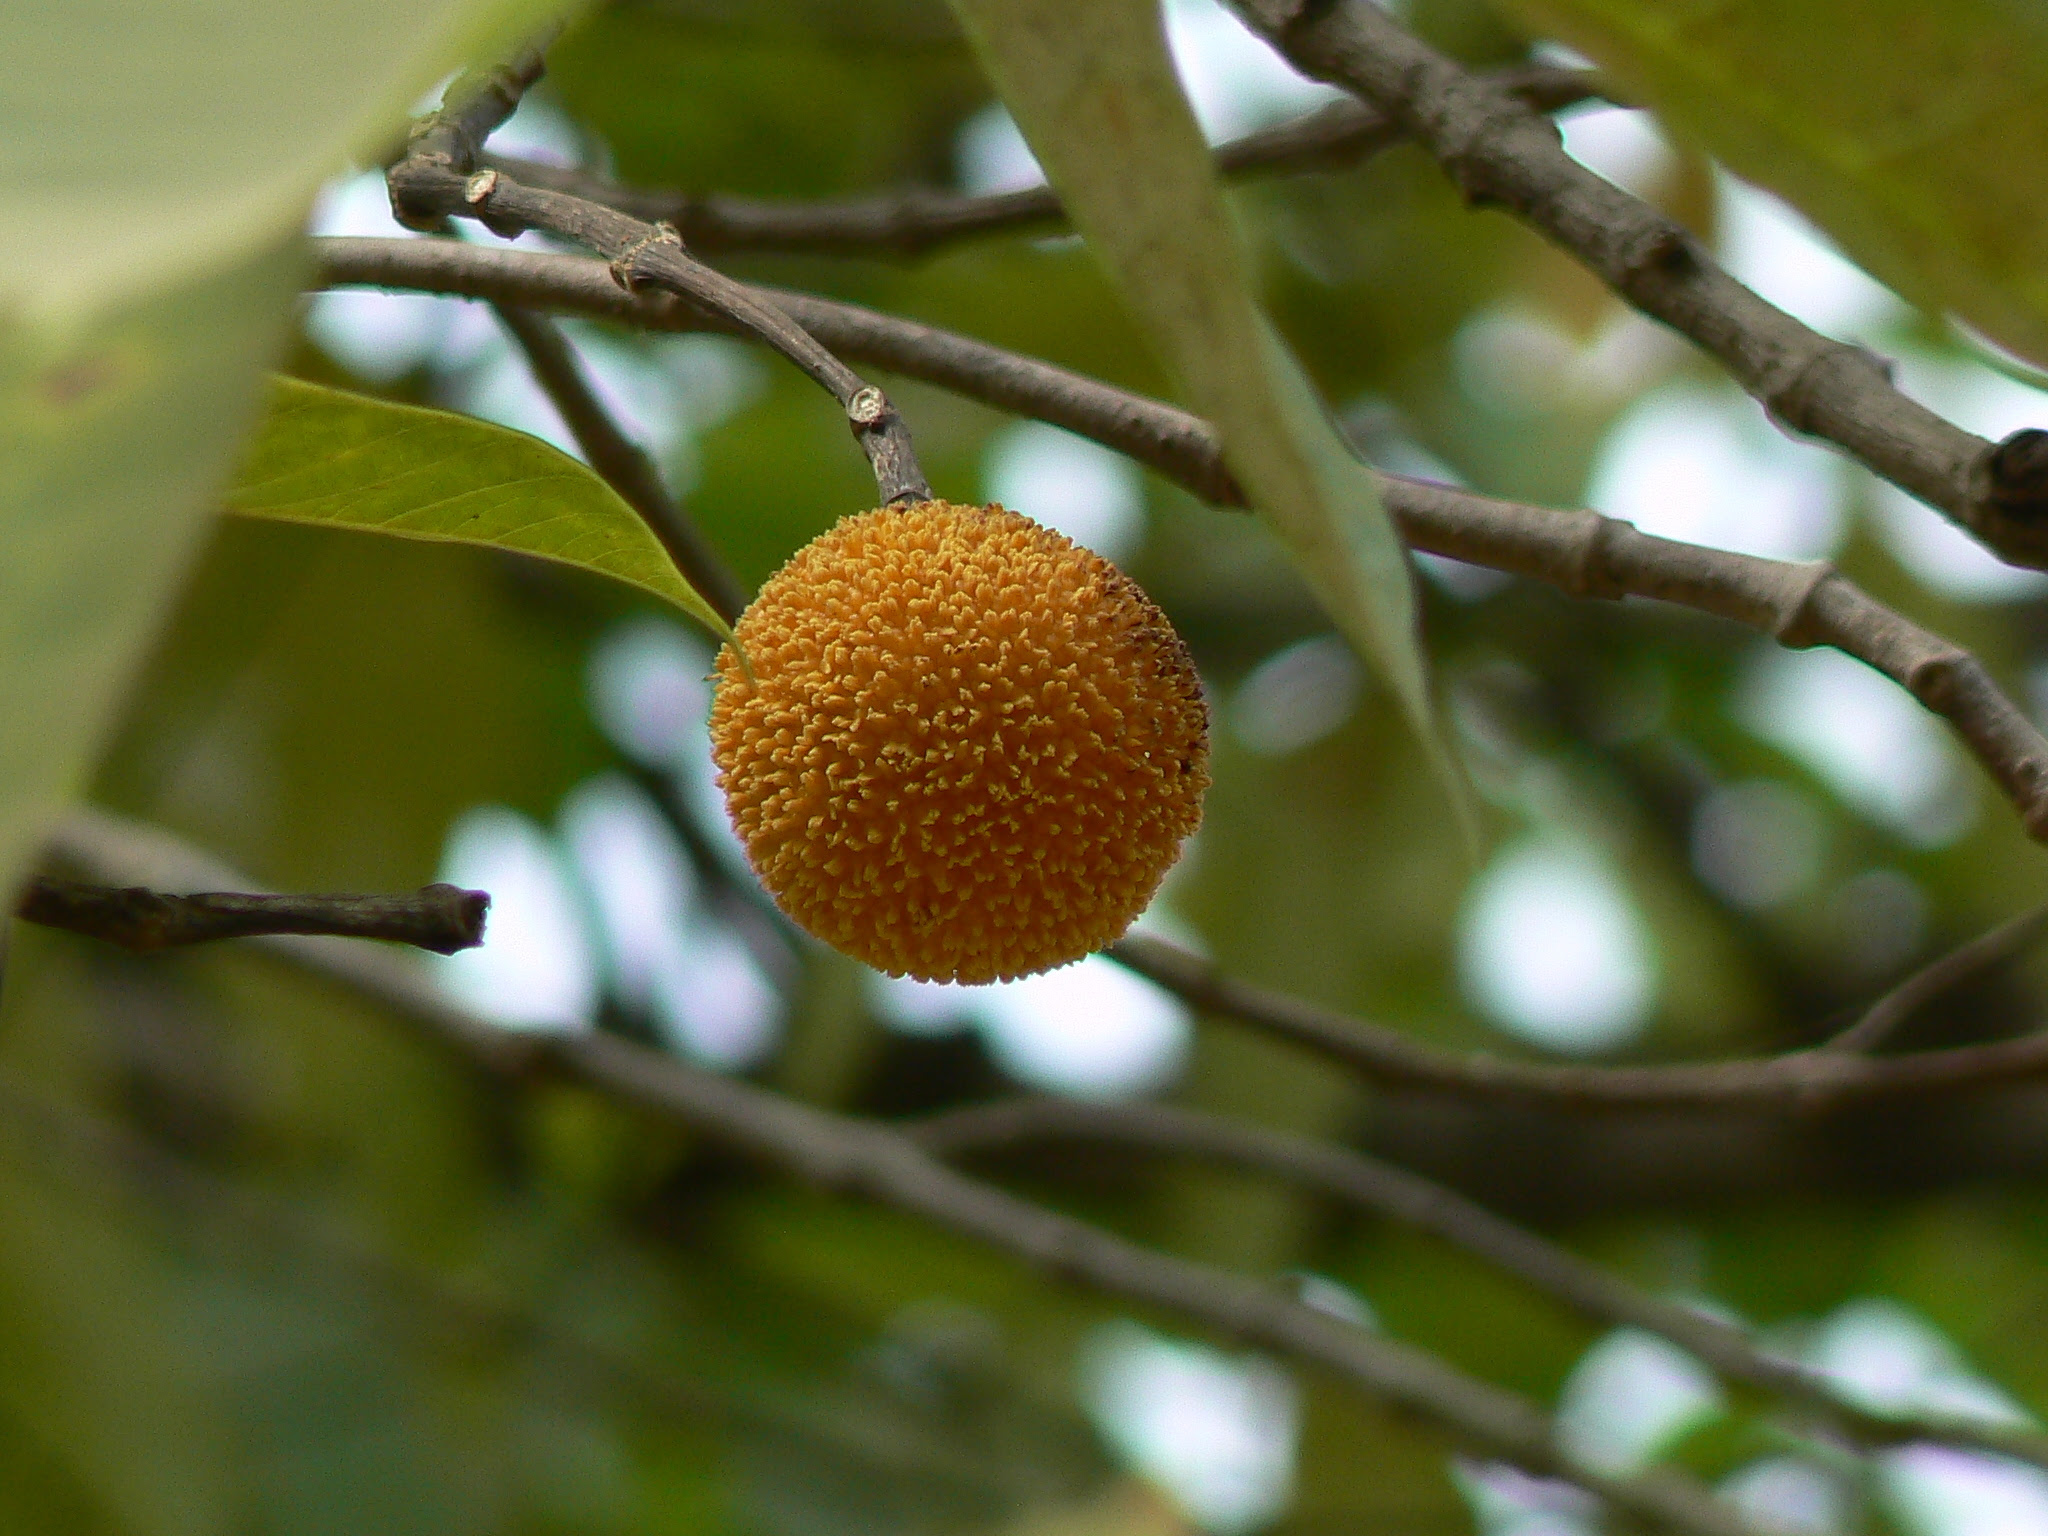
[
  {"left": 10, "top": 1, "right": 2048, "bottom": 1534},
  {"left": 1497, "top": 0, "right": 2048, "bottom": 371}
]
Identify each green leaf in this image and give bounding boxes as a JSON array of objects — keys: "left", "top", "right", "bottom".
[
  {"left": 1492, "top": 0, "right": 2048, "bottom": 368},
  {"left": 226, "top": 378, "right": 736, "bottom": 641},
  {"left": 945, "top": 0, "right": 1470, "bottom": 829},
  {"left": 0, "top": 0, "right": 574, "bottom": 894}
]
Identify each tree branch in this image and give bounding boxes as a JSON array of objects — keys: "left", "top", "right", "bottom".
[
  {"left": 383, "top": 164, "right": 931, "bottom": 504},
  {"left": 1109, "top": 932, "right": 2048, "bottom": 1114},
  {"left": 394, "top": 39, "right": 554, "bottom": 192},
  {"left": 1819, "top": 900, "right": 2048, "bottom": 1055},
  {"left": 490, "top": 303, "right": 751, "bottom": 624},
  {"left": 480, "top": 64, "right": 1602, "bottom": 259},
  {"left": 912, "top": 1096, "right": 2048, "bottom": 1469},
  {"left": 15, "top": 876, "right": 487, "bottom": 955},
  {"left": 1223, "top": 0, "right": 2048, "bottom": 568},
  {"left": 309, "top": 238, "right": 2048, "bottom": 842},
  {"left": 40, "top": 808, "right": 1758, "bottom": 1536}
]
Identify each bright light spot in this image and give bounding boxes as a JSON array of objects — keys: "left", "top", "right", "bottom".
[
  {"left": 1163, "top": 0, "right": 1342, "bottom": 143},
  {"left": 647, "top": 922, "right": 781, "bottom": 1070},
  {"left": 1453, "top": 305, "right": 1584, "bottom": 417},
  {"left": 435, "top": 805, "right": 599, "bottom": 1030},
  {"left": 1719, "top": 1458, "right": 1844, "bottom": 1536},
  {"left": 977, "top": 956, "right": 1190, "bottom": 1098},
  {"left": 453, "top": 341, "right": 573, "bottom": 451},
  {"left": 450, "top": 324, "right": 752, "bottom": 465},
  {"left": 1807, "top": 1299, "right": 2033, "bottom": 1431},
  {"left": 1233, "top": 636, "right": 1362, "bottom": 756},
  {"left": 1080, "top": 1320, "right": 1298, "bottom": 1533},
  {"left": 1555, "top": 1329, "right": 1723, "bottom": 1477},
  {"left": 308, "top": 168, "right": 417, "bottom": 242},
  {"left": 304, "top": 171, "right": 459, "bottom": 382},
  {"left": 304, "top": 290, "right": 456, "bottom": 383},
  {"left": 956, "top": 103, "right": 1044, "bottom": 194},
  {"left": 584, "top": 618, "right": 755, "bottom": 887},
  {"left": 410, "top": 69, "right": 464, "bottom": 118},
  {"left": 866, "top": 972, "right": 977, "bottom": 1038},
  {"left": 955, "top": 0, "right": 1336, "bottom": 194},
  {"left": 1452, "top": 1459, "right": 1598, "bottom": 1536},
  {"left": 1454, "top": 304, "right": 1682, "bottom": 417},
  {"left": 1560, "top": 107, "right": 1673, "bottom": 201},
  {"left": 983, "top": 420, "right": 1146, "bottom": 564},
  {"left": 1588, "top": 382, "right": 1845, "bottom": 562},
  {"left": 488, "top": 92, "right": 582, "bottom": 168},
  {"left": 1292, "top": 1273, "right": 1374, "bottom": 1327},
  {"left": 558, "top": 774, "right": 778, "bottom": 1069},
  {"left": 663, "top": 334, "right": 770, "bottom": 435},
  {"left": 872, "top": 954, "right": 1189, "bottom": 1097},
  {"left": 1530, "top": 41, "right": 1595, "bottom": 71},
  {"left": 1457, "top": 839, "right": 1658, "bottom": 1054},
  {"left": 1868, "top": 482, "right": 2048, "bottom": 603},
  {"left": 587, "top": 617, "right": 714, "bottom": 774},
  {"left": 559, "top": 775, "right": 699, "bottom": 1004},
  {"left": 1415, "top": 551, "right": 1515, "bottom": 601},
  {"left": 1883, "top": 1447, "right": 2048, "bottom": 1536},
  {"left": 1717, "top": 175, "right": 1906, "bottom": 341},
  {"left": 1690, "top": 779, "right": 1827, "bottom": 910},
  {"left": 1736, "top": 646, "right": 1974, "bottom": 846}
]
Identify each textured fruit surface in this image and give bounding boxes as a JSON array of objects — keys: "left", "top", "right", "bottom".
[{"left": 710, "top": 500, "right": 1209, "bottom": 984}]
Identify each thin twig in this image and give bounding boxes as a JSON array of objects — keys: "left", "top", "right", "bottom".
[
  {"left": 1820, "top": 901, "right": 2048, "bottom": 1054},
  {"left": 912, "top": 1097, "right": 2048, "bottom": 1469},
  {"left": 308, "top": 238, "right": 2048, "bottom": 841},
  {"left": 16, "top": 876, "right": 487, "bottom": 955},
  {"left": 1108, "top": 932, "right": 2048, "bottom": 1114},
  {"left": 1223, "top": 0, "right": 2048, "bottom": 567},
  {"left": 481, "top": 64, "right": 1602, "bottom": 259},
  {"left": 490, "top": 303, "right": 751, "bottom": 624},
  {"left": 394, "top": 39, "right": 556, "bottom": 198},
  {"left": 385, "top": 165, "right": 930, "bottom": 504},
  {"left": 41, "top": 808, "right": 1758, "bottom": 1536}
]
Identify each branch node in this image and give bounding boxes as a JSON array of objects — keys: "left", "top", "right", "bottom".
[
  {"left": 1563, "top": 510, "right": 1629, "bottom": 600},
  {"left": 1629, "top": 220, "right": 1700, "bottom": 280},
  {"left": 464, "top": 169, "right": 500, "bottom": 205},
  {"left": 1761, "top": 343, "right": 1892, "bottom": 440},
  {"left": 387, "top": 182, "right": 450, "bottom": 235},
  {"left": 1981, "top": 428, "right": 2048, "bottom": 522},
  {"left": 607, "top": 222, "right": 684, "bottom": 294},
  {"left": 1768, "top": 561, "right": 1838, "bottom": 649},
  {"left": 846, "top": 386, "right": 887, "bottom": 428}
]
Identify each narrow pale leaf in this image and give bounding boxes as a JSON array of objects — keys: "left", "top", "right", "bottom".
[
  {"left": 947, "top": 0, "right": 1469, "bottom": 825},
  {"left": 1495, "top": 0, "right": 2048, "bottom": 368},
  {"left": 226, "top": 378, "right": 734, "bottom": 640},
  {"left": 3, "top": 0, "right": 567, "bottom": 320},
  {"left": 0, "top": 242, "right": 306, "bottom": 898},
  {"left": 0, "top": 0, "right": 576, "bottom": 891}
]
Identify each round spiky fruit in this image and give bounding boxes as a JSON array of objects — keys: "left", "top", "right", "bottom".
[{"left": 709, "top": 500, "right": 1209, "bottom": 985}]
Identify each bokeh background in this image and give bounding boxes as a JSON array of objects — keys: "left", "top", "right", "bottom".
[{"left": 10, "top": 0, "right": 2048, "bottom": 1532}]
